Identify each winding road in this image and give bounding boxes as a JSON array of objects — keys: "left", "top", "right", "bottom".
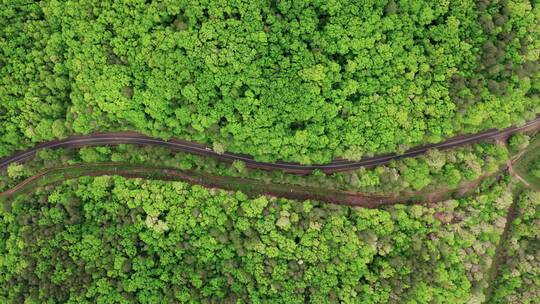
[{"left": 1, "top": 116, "right": 539, "bottom": 174}]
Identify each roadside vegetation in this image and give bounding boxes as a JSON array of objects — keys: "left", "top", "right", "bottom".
[
  {"left": 1, "top": 0, "right": 538, "bottom": 162},
  {"left": 0, "top": 141, "right": 509, "bottom": 196}
]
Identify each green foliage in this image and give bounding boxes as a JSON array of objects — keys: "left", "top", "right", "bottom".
[
  {"left": 6, "top": 164, "right": 24, "bottom": 179},
  {"left": 1, "top": 0, "right": 538, "bottom": 163},
  {"left": 78, "top": 147, "right": 111, "bottom": 163},
  {"left": 490, "top": 190, "right": 540, "bottom": 303},
  {"left": 0, "top": 175, "right": 515, "bottom": 303},
  {"left": 532, "top": 160, "right": 540, "bottom": 178},
  {"left": 509, "top": 133, "right": 530, "bottom": 152}
]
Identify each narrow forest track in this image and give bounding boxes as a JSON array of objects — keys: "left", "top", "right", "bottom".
[
  {"left": 0, "top": 161, "right": 506, "bottom": 208},
  {"left": 482, "top": 179, "right": 523, "bottom": 303},
  {"left": 1, "top": 116, "right": 540, "bottom": 174},
  {"left": 507, "top": 135, "right": 540, "bottom": 192},
  {"left": 0, "top": 163, "right": 391, "bottom": 207},
  {"left": 483, "top": 137, "right": 540, "bottom": 303},
  {"left": 508, "top": 161, "right": 539, "bottom": 191}
]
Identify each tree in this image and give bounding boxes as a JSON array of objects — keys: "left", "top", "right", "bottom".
[
  {"left": 508, "top": 133, "right": 530, "bottom": 152},
  {"left": 6, "top": 163, "right": 24, "bottom": 179}
]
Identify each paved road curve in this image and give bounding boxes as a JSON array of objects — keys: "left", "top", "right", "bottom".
[{"left": 1, "top": 117, "right": 539, "bottom": 174}]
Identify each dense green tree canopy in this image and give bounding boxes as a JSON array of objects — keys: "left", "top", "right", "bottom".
[
  {"left": 0, "top": 0, "right": 539, "bottom": 163},
  {"left": 0, "top": 175, "right": 515, "bottom": 303}
]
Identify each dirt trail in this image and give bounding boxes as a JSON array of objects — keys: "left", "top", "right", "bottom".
[
  {"left": 0, "top": 162, "right": 506, "bottom": 208},
  {"left": 2, "top": 118, "right": 537, "bottom": 207},
  {"left": 482, "top": 138, "right": 539, "bottom": 302},
  {"left": 505, "top": 136, "right": 540, "bottom": 191},
  {"left": 508, "top": 161, "right": 537, "bottom": 190}
]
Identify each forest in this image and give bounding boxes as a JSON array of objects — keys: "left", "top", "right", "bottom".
[
  {"left": 1, "top": 0, "right": 539, "bottom": 163},
  {"left": 1, "top": 0, "right": 539, "bottom": 303},
  {"left": 0, "top": 174, "right": 527, "bottom": 303}
]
